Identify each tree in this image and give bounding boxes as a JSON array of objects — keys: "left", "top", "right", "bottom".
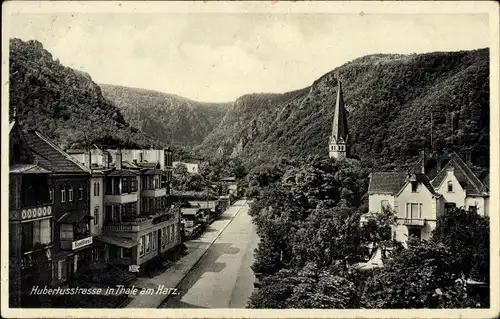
[
  {"left": 431, "top": 208, "right": 489, "bottom": 283},
  {"left": 361, "top": 238, "right": 475, "bottom": 308}
]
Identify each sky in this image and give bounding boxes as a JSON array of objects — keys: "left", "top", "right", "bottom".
[{"left": 8, "top": 11, "right": 490, "bottom": 102}]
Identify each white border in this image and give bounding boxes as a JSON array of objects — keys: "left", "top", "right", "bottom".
[{"left": 2, "top": 1, "right": 499, "bottom": 318}]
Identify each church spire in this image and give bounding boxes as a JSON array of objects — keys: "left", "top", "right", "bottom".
[{"left": 329, "top": 78, "right": 349, "bottom": 159}]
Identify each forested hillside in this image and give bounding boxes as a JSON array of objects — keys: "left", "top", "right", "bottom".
[
  {"left": 100, "top": 84, "right": 231, "bottom": 148},
  {"left": 9, "top": 38, "right": 160, "bottom": 149},
  {"left": 198, "top": 49, "right": 490, "bottom": 171}
]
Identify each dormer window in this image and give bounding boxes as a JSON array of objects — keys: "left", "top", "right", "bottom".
[
  {"left": 447, "top": 181, "right": 453, "bottom": 192},
  {"left": 411, "top": 181, "right": 418, "bottom": 192}
]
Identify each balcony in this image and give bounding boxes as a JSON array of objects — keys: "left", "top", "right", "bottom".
[
  {"left": 10, "top": 204, "right": 53, "bottom": 222},
  {"left": 401, "top": 218, "right": 425, "bottom": 227},
  {"left": 103, "top": 210, "right": 177, "bottom": 233},
  {"left": 104, "top": 192, "right": 138, "bottom": 204},
  {"left": 141, "top": 187, "right": 167, "bottom": 197}
]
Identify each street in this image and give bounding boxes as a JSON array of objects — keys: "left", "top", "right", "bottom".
[{"left": 160, "top": 200, "right": 258, "bottom": 308}]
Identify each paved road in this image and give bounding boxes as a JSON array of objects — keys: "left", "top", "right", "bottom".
[{"left": 160, "top": 200, "right": 258, "bottom": 308}]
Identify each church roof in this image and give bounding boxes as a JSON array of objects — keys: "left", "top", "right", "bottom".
[
  {"left": 431, "top": 152, "right": 488, "bottom": 196},
  {"left": 330, "top": 79, "right": 348, "bottom": 143}
]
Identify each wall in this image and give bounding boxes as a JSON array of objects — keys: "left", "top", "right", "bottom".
[
  {"left": 90, "top": 176, "right": 104, "bottom": 236},
  {"left": 368, "top": 194, "right": 395, "bottom": 213},
  {"left": 52, "top": 175, "right": 90, "bottom": 252},
  {"left": 465, "top": 196, "right": 486, "bottom": 216},
  {"left": 434, "top": 171, "right": 467, "bottom": 208},
  {"left": 395, "top": 181, "right": 436, "bottom": 220}
]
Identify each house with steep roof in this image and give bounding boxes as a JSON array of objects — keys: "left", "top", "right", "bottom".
[
  {"left": 9, "top": 116, "right": 99, "bottom": 306},
  {"left": 368, "top": 150, "right": 489, "bottom": 244},
  {"left": 430, "top": 152, "right": 490, "bottom": 216}
]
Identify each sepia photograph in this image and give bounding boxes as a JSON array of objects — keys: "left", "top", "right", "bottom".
[{"left": 1, "top": 1, "right": 499, "bottom": 318}]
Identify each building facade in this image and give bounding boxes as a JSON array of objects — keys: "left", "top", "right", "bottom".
[
  {"left": 368, "top": 150, "right": 490, "bottom": 245},
  {"left": 68, "top": 147, "right": 180, "bottom": 273}
]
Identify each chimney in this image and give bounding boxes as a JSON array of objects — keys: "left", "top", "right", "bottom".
[
  {"left": 102, "top": 151, "right": 109, "bottom": 169},
  {"left": 420, "top": 149, "right": 425, "bottom": 174},
  {"left": 83, "top": 149, "right": 91, "bottom": 169},
  {"left": 116, "top": 149, "right": 122, "bottom": 170}
]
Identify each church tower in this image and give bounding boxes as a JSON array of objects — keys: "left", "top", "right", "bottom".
[{"left": 329, "top": 79, "right": 349, "bottom": 159}]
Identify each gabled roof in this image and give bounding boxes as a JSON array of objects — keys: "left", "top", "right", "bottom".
[
  {"left": 406, "top": 173, "right": 441, "bottom": 197},
  {"left": 143, "top": 168, "right": 164, "bottom": 175},
  {"left": 483, "top": 174, "right": 490, "bottom": 190},
  {"left": 330, "top": 79, "right": 349, "bottom": 144},
  {"left": 431, "top": 152, "right": 488, "bottom": 196},
  {"left": 23, "top": 131, "right": 89, "bottom": 174},
  {"left": 368, "top": 172, "right": 408, "bottom": 195}
]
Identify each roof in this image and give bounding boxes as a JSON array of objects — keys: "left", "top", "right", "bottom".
[
  {"left": 58, "top": 210, "right": 93, "bottom": 224},
  {"left": 106, "top": 169, "right": 140, "bottom": 177},
  {"left": 139, "top": 162, "right": 160, "bottom": 169},
  {"left": 431, "top": 152, "right": 488, "bottom": 196},
  {"left": 95, "top": 235, "right": 139, "bottom": 248},
  {"left": 330, "top": 79, "right": 348, "bottom": 143},
  {"left": 411, "top": 173, "right": 441, "bottom": 197},
  {"left": 368, "top": 172, "right": 408, "bottom": 194},
  {"left": 23, "top": 131, "right": 89, "bottom": 174},
  {"left": 144, "top": 168, "right": 164, "bottom": 175},
  {"left": 483, "top": 174, "right": 490, "bottom": 189},
  {"left": 10, "top": 164, "right": 52, "bottom": 174}
]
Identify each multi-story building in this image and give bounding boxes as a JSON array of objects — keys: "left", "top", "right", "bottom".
[
  {"left": 9, "top": 118, "right": 97, "bottom": 306},
  {"left": 368, "top": 150, "right": 490, "bottom": 244},
  {"left": 9, "top": 120, "right": 54, "bottom": 307},
  {"left": 69, "top": 147, "right": 180, "bottom": 273}
]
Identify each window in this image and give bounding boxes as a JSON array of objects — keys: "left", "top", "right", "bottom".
[
  {"left": 122, "top": 248, "right": 133, "bottom": 258},
  {"left": 94, "top": 206, "right": 99, "bottom": 225},
  {"left": 78, "top": 184, "right": 84, "bottom": 200},
  {"left": 60, "top": 186, "right": 66, "bottom": 203},
  {"left": 152, "top": 232, "right": 156, "bottom": 251},
  {"left": 166, "top": 226, "right": 170, "bottom": 244},
  {"left": 162, "top": 227, "right": 166, "bottom": 245},
  {"left": 60, "top": 224, "right": 73, "bottom": 241},
  {"left": 122, "top": 177, "right": 137, "bottom": 194},
  {"left": 139, "top": 236, "right": 145, "bottom": 256},
  {"left": 381, "top": 200, "right": 390, "bottom": 212},
  {"left": 146, "top": 233, "right": 151, "bottom": 253},
  {"left": 468, "top": 205, "right": 478, "bottom": 214},
  {"left": 93, "top": 183, "right": 97, "bottom": 196},
  {"left": 105, "top": 205, "right": 113, "bottom": 222},
  {"left": 410, "top": 203, "right": 420, "bottom": 219},
  {"left": 49, "top": 189, "right": 53, "bottom": 202},
  {"left": 408, "top": 228, "right": 421, "bottom": 239},
  {"left": 57, "top": 260, "right": 67, "bottom": 280},
  {"left": 411, "top": 182, "right": 418, "bottom": 193},
  {"left": 68, "top": 186, "right": 73, "bottom": 202},
  {"left": 92, "top": 248, "right": 99, "bottom": 261},
  {"left": 447, "top": 181, "right": 453, "bottom": 192},
  {"left": 96, "top": 182, "right": 100, "bottom": 196},
  {"left": 171, "top": 225, "right": 175, "bottom": 241},
  {"left": 445, "top": 203, "right": 456, "bottom": 213},
  {"left": 122, "top": 202, "right": 137, "bottom": 217}
]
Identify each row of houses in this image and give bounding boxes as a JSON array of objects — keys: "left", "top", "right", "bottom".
[{"left": 8, "top": 118, "right": 181, "bottom": 307}]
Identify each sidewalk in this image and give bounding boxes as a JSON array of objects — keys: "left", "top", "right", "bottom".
[{"left": 124, "top": 200, "right": 247, "bottom": 308}]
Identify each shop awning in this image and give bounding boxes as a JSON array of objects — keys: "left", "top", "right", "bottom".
[
  {"left": 58, "top": 211, "right": 93, "bottom": 224},
  {"left": 95, "top": 235, "right": 139, "bottom": 248}
]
